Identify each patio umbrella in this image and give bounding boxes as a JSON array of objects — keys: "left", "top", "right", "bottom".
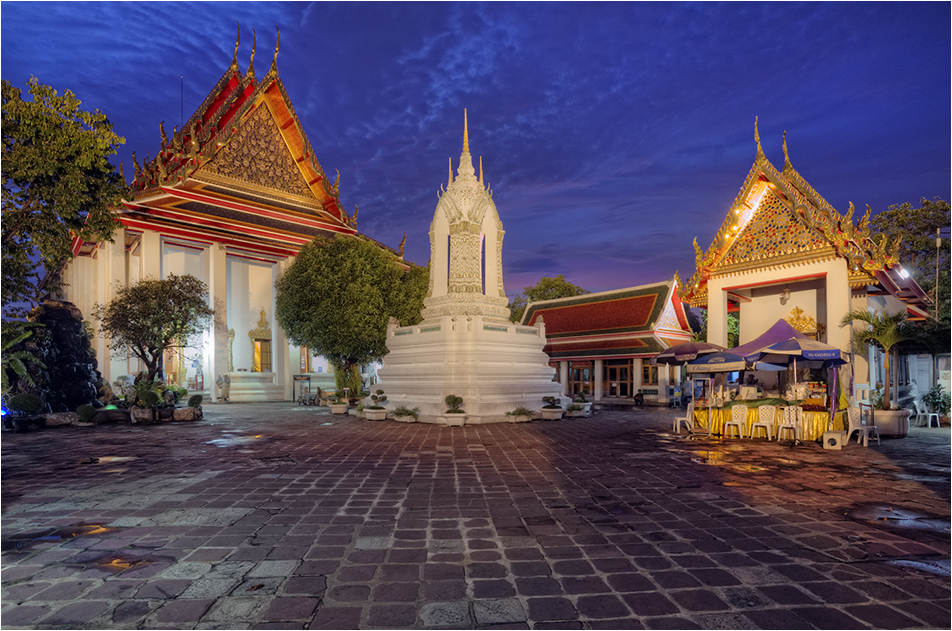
[
  {"left": 651, "top": 341, "right": 726, "bottom": 366},
  {"left": 685, "top": 351, "right": 748, "bottom": 374}
]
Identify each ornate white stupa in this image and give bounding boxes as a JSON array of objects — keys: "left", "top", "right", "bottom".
[{"left": 374, "top": 111, "right": 563, "bottom": 424}]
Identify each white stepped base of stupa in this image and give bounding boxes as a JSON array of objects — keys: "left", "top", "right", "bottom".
[{"left": 373, "top": 315, "right": 565, "bottom": 424}]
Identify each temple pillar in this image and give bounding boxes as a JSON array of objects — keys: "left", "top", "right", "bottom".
[
  {"left": 560, "top": 361, "right": 569, "bottom": 397},
  {"left": 594, "top": 359, "right": 603, "bottom": 401},
  {"left": 209, "top": 244, "right": 228, "bottom": 402},
  {"left": 707, "top": 280, "right": 729, "bottom": 347}
]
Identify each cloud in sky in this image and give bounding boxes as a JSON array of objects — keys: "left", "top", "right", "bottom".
[{"left": 2, "top": 2, "right": 948, "bottom": 296}]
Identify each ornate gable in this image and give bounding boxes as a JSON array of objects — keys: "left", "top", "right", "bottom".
[
  {"left": 677, "top": 120, "right": 902, "bottom": 307},
  {"left": 198, "top": 103, "right": 316, "bottom": 201}
]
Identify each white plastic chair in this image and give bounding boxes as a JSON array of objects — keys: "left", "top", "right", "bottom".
[
  {"left": 847, "top": 407, "right": 881, "bottom": 447},
  {"left": 776, "top": 405, "right": 799, "bottom": 442},
  {"left": 913, "top": 401, "right": 940, "bottom": 428},
  {"left": 673, "top": 401, "right": 695, "bottom": 434},
  {"left": 750, "top": 404, "right": 775, "bottom": 440},
  {"left": 724, "top": 404, "right": 747, "bottom": 438}
]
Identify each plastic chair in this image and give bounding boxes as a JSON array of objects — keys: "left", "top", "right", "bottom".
[
  {"left": 913, "top": 401, "right": 940, "bottom": 428},
  {"left": 776, "top": 405, "right": 799, "bottom": 442},
  {"left": 724, "top": 404, "right": 747, "bottom": 438},
  {"left": 750, "top": 404, "right": 775, "bottom": 440},
  {"left": 847, "top": 407, "right": 881, "bottom": 447},
  {"left": 672, "top": 401, "right": 695, "bottom": 434}
]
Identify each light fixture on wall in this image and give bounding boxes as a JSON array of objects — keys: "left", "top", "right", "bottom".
[{"left": 780, "top": 285, "right": 790, "bottom": 305}]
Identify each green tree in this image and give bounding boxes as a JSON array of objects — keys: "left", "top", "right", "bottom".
[
  {"left": 840, "top": 308, "right": 915, "bottom": 410},
  {"left": 0, "top": 320, "right": 46, "bottom": 394},
  {"left": 2, "top": 77, "right": 128, "bottom": 310},
  {"left": 508, "top": 274, "right": 589, "bottom": 323},
  {"left": 694, "top": 310, "right": 739, "bottom": 347},
  {"left": 275, "top": 235, "right": 428, "bottom": 393},
  {"left": 93, "top": 275, "right": 215, "bottom": 382}
]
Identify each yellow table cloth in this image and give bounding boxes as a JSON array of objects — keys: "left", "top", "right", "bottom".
[{"left": 693, "top": 406, "right": 830, "bottom": 441}]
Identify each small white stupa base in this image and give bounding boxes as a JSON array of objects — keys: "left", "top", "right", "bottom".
[{"left": 374, "top": 315, "right": 565, "bottom": 425}]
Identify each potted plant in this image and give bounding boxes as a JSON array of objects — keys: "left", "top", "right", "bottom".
[
  {"left": 923, "top": 384, "right": 950, "bottom": 425},
  {"left": 392, "top": 405, "right": 420, "bottom": 423},
  {"left": 506, "top": 405, "right": 534, "bottom": 423},
  {"left": 573, "top": 391, "right": 593, "bottom": 415},
  {"left": 566, "top": 402, "right": 586, "bottom": 418},
  {"left": 364, "top": 390, "right": 389, "bottom": 420},
  {"left": 441, "top": 394, "right": 466, "bottom": 426},
  {"left": 841, "top": 308, "right": 915, "bottom": 437},
  {"left": 541, "top": 396, "right": 563, "bottom": 420},
  {"left": 329, "top": 391, "right": 349, "bottom": 415}
]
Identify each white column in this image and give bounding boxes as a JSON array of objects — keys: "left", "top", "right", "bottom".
[
  {"left": 559, "top": 360, "right": 569, "bottom": 397},
  {"left": 707, "top": 280, "right": 728, "bottom": 347},
  {"left": 594, "top": 360, "right": 603, "bottom": 401},
  {"left": 826, "top": 259, "right": 851, "bottom": 350},
  {"left": 140, "top": 231, "right": 161, "bottom": 279},
  {"left": 276, "top": 259, "right": 292, "bottom": 400},
  {"left": 209, "top": 244, "right": 228, "bottom": 402}
]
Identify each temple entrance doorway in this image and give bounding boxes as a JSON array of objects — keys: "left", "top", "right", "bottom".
[{"left": 605, "top": 360, "right": 632, "bottom": 398}]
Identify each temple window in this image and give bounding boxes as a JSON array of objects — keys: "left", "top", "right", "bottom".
[{"left": 642, "top": 363, "right": 659, "bottom": 386}]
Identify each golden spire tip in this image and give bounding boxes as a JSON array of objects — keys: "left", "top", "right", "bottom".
[{"left": 463, "top": 108, "right": 469, "bottom": 153}]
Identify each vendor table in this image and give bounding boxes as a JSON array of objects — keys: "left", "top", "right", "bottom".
[{"left": 693, "top": 400, "right": 831, "bottom": 441}]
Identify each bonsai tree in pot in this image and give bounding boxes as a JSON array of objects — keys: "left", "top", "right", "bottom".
[
  {"left": 364, "top": 389, "right": 388, "bottom": 421},
  {"left": 841, "top": 308, "right": 915, "bottom": 436},
  {"left": 566, "top": 402, "right": 586, "bottom": 417},
  {"left": 441, "top": 394, "right": 466, "bottom": 426},
  {"left": 541, "top": 396, "right": 564, "bottom": 420},
  {"left": 329, "top": 391, "right": 349, "bottom": 415}
]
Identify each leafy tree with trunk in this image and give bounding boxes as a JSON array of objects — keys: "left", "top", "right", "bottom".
[
  {"left": 840, "top": 308, "right": 915, "bottom": 410},
  {"left": 508, "top": 274, "right": 589, "bottom": 323},
  {"left": 870, "top": 197, "right": 950, "bottom": 356},
  {"left": 275, "top": 235, "right": 428, "bottom": 394},
  {"left": 93, "top": 275, "right": 214, "bottom": 382},
  {"left": 693, "top": 309, "right": 739, "bottom": 347},
  {"left": 2, "top": 77, "right": 128, "bottom": 311}
]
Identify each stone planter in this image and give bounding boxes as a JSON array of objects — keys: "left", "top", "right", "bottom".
[
  {"left": 567, "top": 409, "right": 586, "bottom": 418},
  {"left": 1, "top": 415, "right": 44, "bottom": 432},
  {"left": 364, "top": 408, "right": 388, "bottom": 421},
  {"left": 441, "top": 413, "right": 466, "bottom": 426},
  {"left": 329, "top": 403, "right": 349, "bottom": 415},
  {"left": 871, "top": 408, "right": 911, "bottom": 438},
  {"left": 173, "top": 407, "right": 202, "bottom": 422},
  {"left": 157, "top": 407, "right": 175, "bottom": 422},
  {"left": 507, "top": 414, "right": 531, "bottom": 423},
  {"left": 130, "top": 408, "right": 155, "bottom": 423},
  {"left": 93, "top": 409, "right": 132, "bottom": 424},
  {"left": 394, "top": 414, "right": 417, "bottom": 423},
  {"left": 541, "top": 408, "right": 563, "bottom": 420}
]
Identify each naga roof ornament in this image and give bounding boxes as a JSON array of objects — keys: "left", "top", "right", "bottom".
[{"left": 677, "top": 122, "right": 904, "bottom": 306}]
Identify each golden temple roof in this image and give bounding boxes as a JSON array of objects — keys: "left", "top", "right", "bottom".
[{"left": 677, "top": 119, "right": 904, "bottom": 308}]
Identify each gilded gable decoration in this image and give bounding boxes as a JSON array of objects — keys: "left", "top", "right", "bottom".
[
  {"left": 248, "top": 308, "right": 272, "bottom": 343},
  {"left": 785, "top": 307, "right": 825, "bottom": 339}
]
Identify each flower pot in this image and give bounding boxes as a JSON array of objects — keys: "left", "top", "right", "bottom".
[
  {"left": 440, "top": 413, "right": 466, "bottom": 426},
  {"left": 541, "top": 408, "right": 563, "bottom": 420},
  {"left": 507, "top": 414, "right": 531, "bottom": 423},
  {"left": 871, "top": 408, "right": 911, "bottom": 438},
  {"left": 567, "top": 410, "right": 586, "bottom": 418},
  {"left": 329, "top": 403, "right": 349, "bottom": 415},
  {"left": 394, "top": 414, "right": 417, "bottom": 423},
  {"left": 364, "top": 408, "right": 388, "bottom": 421}
]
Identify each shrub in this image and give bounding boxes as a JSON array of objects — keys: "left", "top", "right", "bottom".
[
  {"left": 392, "top": 405, "right": 420, "bottom": 420},
  {"left": 444, "top": 394, "right": 464, "bottom": 413},
  {"left": 7, "top": 393, "right": 45, "bottom": 415},
  {"left": 75, "top": 404, "right": 97, "bottom": 423},
  {"left": 187, "top": 394, "right": 203, "bottom": 408},
  {"left": 137, "top": 390, "right": 160, "bottom": 409},
  {"left": 508, "top": 406, "right": 534, "bottom": 417},
  {"left": 542, "top": 396, "right": 562, "bottom": 409},
  {"left": 567, "top": 403, "right": 584, "bottom": 412}
]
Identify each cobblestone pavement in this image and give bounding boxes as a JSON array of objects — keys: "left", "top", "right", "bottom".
[{"left": 2, "top": 403, "right": 949, "bottom": 630}]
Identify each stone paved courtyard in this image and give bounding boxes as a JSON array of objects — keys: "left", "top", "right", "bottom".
[{"left": 1, "top": 403, "right": 949, "bottom": 630}]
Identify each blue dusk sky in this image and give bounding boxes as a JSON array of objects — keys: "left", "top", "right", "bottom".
[{"left": 2, "top": 1, "right": 949, "bottom": 296}]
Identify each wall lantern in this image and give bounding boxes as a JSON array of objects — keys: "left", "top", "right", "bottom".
[{"left": 780, "top": 285, "right": 791, "bottom": 305}]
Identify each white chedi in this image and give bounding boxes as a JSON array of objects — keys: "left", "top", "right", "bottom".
[{"left": 373, "top": 111, "right": 565, "bottom": 424}]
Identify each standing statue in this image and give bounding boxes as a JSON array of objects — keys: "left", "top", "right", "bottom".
[{"left": 216, "top": 374, "right": 231, "bottom": 402}]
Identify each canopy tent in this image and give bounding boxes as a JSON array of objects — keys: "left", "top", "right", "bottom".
[
  {"left": 651, "top": 341, "right": 726, "bottom": 366},
  {"left": 730, "top": 319, "right": 809, "bottom": 361}
]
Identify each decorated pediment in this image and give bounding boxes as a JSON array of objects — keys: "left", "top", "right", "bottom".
[{"left": 785, "top": 306, "right": 825, "bottom": 339}]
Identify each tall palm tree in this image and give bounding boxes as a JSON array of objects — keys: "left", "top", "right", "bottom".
[{"left": 840, "top": 308, "right": 915, "bottom": 409}]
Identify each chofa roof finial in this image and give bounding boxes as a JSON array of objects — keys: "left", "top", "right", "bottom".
[
  {"left": 248, "top": 28, "right": 256, "bottom": 76},
  {"left": 463, "top": 108, "right": 469, "bottom": 154},
  {"left": 754, "top": 116, "right": 765, "bottom": 162},
  {"left": 233, "top": 22, "right": 240, "bottom": 66},
  {"left": 271, "top": 26, "right": 280, "bottom": 72},
  {"left": 782, "top": 130, "right": 792, "bottom": 170}
]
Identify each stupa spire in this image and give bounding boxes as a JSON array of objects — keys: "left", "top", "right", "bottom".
[{"left": 463, "top": 108, "right": 469, "bottom": 154}]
